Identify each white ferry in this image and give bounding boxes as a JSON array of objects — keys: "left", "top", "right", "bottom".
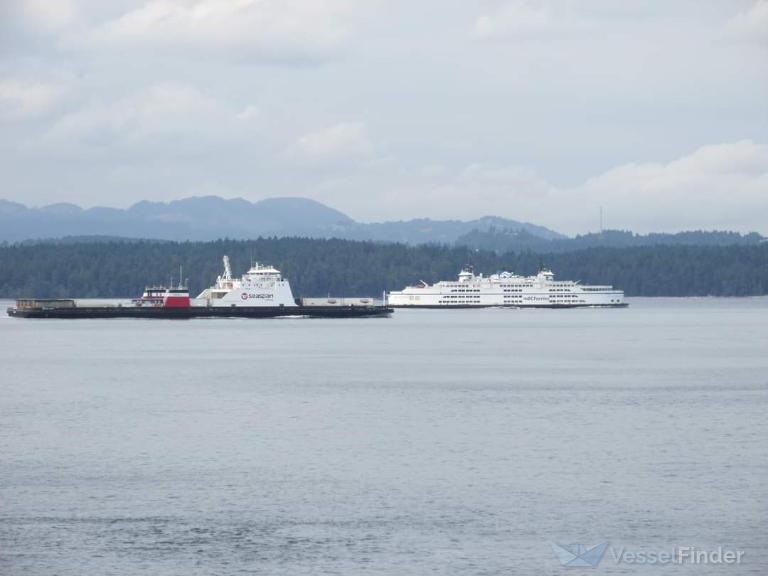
[{"left": 386, "top": 267, "right": 626, "bottom": 308}]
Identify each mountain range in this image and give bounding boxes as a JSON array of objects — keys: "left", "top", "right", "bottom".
[
  {"left": 0, "top": 196, "right": 563, "bottom": 244},
  {"left": 1, "top": 196, "right": 763, "bottom": 250}
]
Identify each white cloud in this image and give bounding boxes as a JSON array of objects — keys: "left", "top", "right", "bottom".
[
  {"left": 474, "top": 141, "right": 768, "bottom": 233},
  {"left": 577, "top": 140, "right": 768, "bottom": 232},
  {"left": 35, "top": 83, "right": 229, "bottom": 152},
  {"left": 69, "top": 0, "right": 370, "bottom": 62},
  {"left": 332, "top": 141, "right": 768, "bottom": 234},
  {"left": 292, "top": 122, "right": 375, "bottom": 163},
  {"left": 391, "top": 163, "right": 554, "bottom": 219},
  {"left": 19, "top": 0, "right": 78, "bottom": 30},
  {"left": 0, "top": 79, "right": 65, "bottom": 120},
  {"left": 725, "top": 1, "right": 768, "bottom": 45},
  {"left": 473, "top": 1, "right": 553, "bottom": 39},
  {"left": 237, "top": 105, "right": 260, "bottom": 121}
]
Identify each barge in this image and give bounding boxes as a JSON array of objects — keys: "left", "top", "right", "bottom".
[{"left": 7, "top": 256, "right": 392, "bottom": 319}]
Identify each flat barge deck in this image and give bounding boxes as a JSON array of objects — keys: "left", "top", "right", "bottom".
[
  {"left": 7, "top": 256, "right": 393, "bottom": 319},
  {"left": 7, "top": 300, "right": 392, "bottom": 319}
]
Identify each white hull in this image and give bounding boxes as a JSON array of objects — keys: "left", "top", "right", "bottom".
[
  {"left": 387, "top": 268, "right": 626, "bottom": 308},
  {"left": 196, "top": 257, "right": 297, "bottom": 307}
]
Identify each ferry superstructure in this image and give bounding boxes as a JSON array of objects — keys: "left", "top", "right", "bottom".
[
  {"left": 8, "top": 256, "right": 392, "bottom": 319},
  {"left": 196, "top": 256, "right": 297, "bottom": 307},
  {"left": 386, "top": 267, "right": 626, "bottom": 308}
]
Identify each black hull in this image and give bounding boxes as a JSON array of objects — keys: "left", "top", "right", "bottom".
[
  {"left": 389, "top": 303, "right": 629, "bottom": 309},
  {"left": 7, "top": 305, "right": 393, "bottom": 319}
]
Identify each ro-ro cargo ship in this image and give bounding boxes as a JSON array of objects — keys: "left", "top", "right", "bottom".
[{"left": 7, "top": 256, "right": 392, "bottom": 319}]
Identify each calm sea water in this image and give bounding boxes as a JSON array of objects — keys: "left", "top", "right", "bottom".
[{"left": 1, "top": 298, "right": 766, "bottom": 575}]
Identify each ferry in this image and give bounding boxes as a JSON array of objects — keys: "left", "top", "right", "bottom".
[
  {"left": 7, "top": 256, "right": 392, "bottom": 319},
  {"left": 386, "top": 267, "right": 626, "bottom": 308}
]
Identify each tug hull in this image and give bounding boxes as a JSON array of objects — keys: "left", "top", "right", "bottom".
[{"left": 7, "top": 304, "right": 392, "bottom": 319}]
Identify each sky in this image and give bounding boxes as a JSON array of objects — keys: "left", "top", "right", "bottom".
[{"left": 0, "top": 0, "right": 766, "bottom": 234}]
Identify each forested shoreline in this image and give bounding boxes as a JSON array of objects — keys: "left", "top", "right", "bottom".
[{"left": 0, "top": 237, "right": 766, "bottom": 298}]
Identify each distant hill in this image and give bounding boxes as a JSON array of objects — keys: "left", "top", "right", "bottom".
[
  {"left": 0, "top": 196, "right": 353, "bottom": 242},
  {"left": 0, "top": 196, "right": 563, "bottom": 244},
  {"left": 1, "top": 196, "right": 763, "bottom": 249},
  {"left": 336, "top": 215, "right": 563, "bottom": 244}
]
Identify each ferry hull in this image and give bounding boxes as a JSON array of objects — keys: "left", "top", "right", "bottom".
[
  {"left": 387, "top": 267, "right": 627, "bottom": 308},
  {"left": 7, "top": 305, "right": 393, "bottom": 319},
  {"left": 388, "top": 303, "right": 629, "bottom": 309}
]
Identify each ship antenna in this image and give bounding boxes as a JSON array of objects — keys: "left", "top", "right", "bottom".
[{"left": 223, "top": 255, "right": 232, "bottom": 280}]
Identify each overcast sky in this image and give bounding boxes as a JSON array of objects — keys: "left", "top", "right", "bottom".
[{"left": 0, "top": 0, "right": 766, "bottom": 234}]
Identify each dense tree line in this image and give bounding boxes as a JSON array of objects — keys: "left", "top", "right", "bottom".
[
  {"left": 457, "top": 228, "right": 765, "bottom": 253},
  {"left": 0, "top": 237, "right": 766, "bottom": 298}
]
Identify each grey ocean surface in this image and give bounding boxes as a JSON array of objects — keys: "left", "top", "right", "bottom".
[{"left": 1, "top": 298, "right": 766, "bottom": 575}]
